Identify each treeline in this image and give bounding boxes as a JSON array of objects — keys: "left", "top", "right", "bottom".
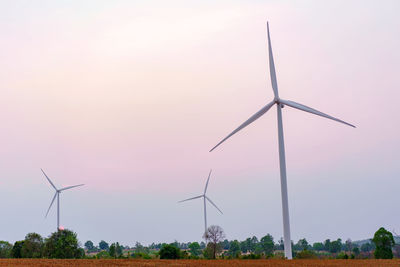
[
  {"left": 0, "top": 226, "right": 399, "bottom": 259},
  {"left": 82, "top": 227, "right": 400, "bottom": 260}
]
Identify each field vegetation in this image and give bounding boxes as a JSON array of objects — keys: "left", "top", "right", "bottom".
[
  {"left": 0, "top": 225, "right": 399, "bottom": 266},
  {"left": 0, "top": 259, "right": 400, "bottom": 267}
]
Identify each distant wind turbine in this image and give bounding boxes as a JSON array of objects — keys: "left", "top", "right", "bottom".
[
  {"left": 41, "top": 169, "right": 84, "bottom": 231},
  {"left": 179, "top": 170, "right": 223, "bottom": 236},
  {"left": 209, "top": 22, "right": 355, "bottom": 259}
]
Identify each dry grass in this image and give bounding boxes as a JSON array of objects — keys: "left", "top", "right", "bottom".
[{"left": 0, "top": 259, "right": 399, "bottom": 267}]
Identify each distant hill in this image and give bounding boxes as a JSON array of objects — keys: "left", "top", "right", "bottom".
[
  {"left": 353, "top": 235, "right": 400, "bottom": 246},
  {"left": 353, "top": 238, "right": 372, "bottom": 247}
]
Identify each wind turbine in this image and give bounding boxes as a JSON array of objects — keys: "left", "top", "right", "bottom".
[
  {"left": 179, "top": 170, "right": 223, "bottom": 236},
  {"left": 41, "top": 169, "right": 84, "bottom": 231},
  {"left": 209, "top": 22, "right": 355, "bottom": 259}
]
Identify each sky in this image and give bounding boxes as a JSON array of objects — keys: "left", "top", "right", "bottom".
[{"left": 1, "top": 0, "right": 400, "bottom": 247}]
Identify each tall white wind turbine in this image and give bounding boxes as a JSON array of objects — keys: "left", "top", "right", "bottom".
[
  {"left": 210, "top": 22, "right": 355, "bottom": 259},
  {"left": 179, "top": 170, "right": 223, "bottom": 236},
  {"left": 41, "top": 169, "right": 84, "bottom": 231}
]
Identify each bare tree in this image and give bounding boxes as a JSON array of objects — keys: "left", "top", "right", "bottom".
[{"left": 203, "top": 225, "right": 225, "bottom": 259}]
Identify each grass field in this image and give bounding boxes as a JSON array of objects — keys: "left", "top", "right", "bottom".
[{"left": 0, "top": 259, "right": 399, "bottom": 267}]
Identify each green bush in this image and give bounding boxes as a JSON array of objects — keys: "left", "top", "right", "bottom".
[
  {"left": 96, "top": 250, "right": 111, "bottom": 259},
  {"left": 159, "top": 244, "right": 181, "bottom": 259},
  {"left": 132, "top": 252, "right": 152, "bottom": 259},
  {"left": 241, "top": 253, "right": 261, "bottom": 259},
  {"left": 336, "top": 252, "right": 349, "bottom": 259}
]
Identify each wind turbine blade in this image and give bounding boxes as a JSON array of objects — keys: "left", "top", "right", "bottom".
[
  {"left": 45, "top": 192, "right": 57, "bottom": 218},
  {"left": 41, "top": 169, "right": 57, "bottom": 191},
  {"left": 204, "top": 169, "right": 212, "bottom": 194},
  {"left": 205, "top": 196, "right": 223, "bottom": 214},
  {"left": 210, "top": 100, "right": 275, "bottom": 152},
  {"left": 59, "top": 184, "right": 85, "bottom": 191},
  {"left": 178, "top": 195, "right": 203, "bottom": 203},
  {"left": 279, "top": 99, "right": 356, "bottom": 128},
  {"left": 267, "top": 22, "right": 279, "bottom": 98}
]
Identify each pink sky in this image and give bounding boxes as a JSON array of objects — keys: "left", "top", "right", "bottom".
[{"left": 1, "top": 0, "right": 399, "bottom": 246}]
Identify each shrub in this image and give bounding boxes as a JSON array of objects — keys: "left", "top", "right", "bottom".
[
  {"left": 336, "top": 252, "right": 349, "bottom": 259},
  {"left": 241, "top": 253, "right": 261, "bottom": 259},
  {"left": 96, "top": 251, "right": 111, "bottom": 259},
  {"left": 295, "top": 250, "right": 317, "bottom": 259},
  {"left": 132, "top": 252, "right": 152, "bottom": 259},
  {"left": 159, "top": 244, "right": 181, "bottom": 259}
]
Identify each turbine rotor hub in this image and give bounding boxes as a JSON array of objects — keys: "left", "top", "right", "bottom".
[{"left": 274, "top": 98, "right": 284, "bottom": 108}]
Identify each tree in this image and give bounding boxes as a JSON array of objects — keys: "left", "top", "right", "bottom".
[
  {"left": 361, "top": 242, "right": 374, "bottom": 252},
  {"left": 240, "top": 239, "right": 248, "bottom": 254},
  {"left": 203, "top": 225, "right": 225, "bottom": 259},
  {"left": 188, "top": 242, "right": 201, "bottom": 257},
  {"left": 296, "top": 238, "right": 310, "bottom": 251},
  {"left": 0, "top": 241, "right": 12, "bottom": 258},
  {"left": 134, "top": 242, "right": 143, "bottom": 253},
  {"left": 352, "top": 246, "right": 360, "bottom": 256},
  {"left": 324, "top": 239, "right": 331, "bottom": 251},
  {"left": 249, "top": 236, "right": 259, "bottom": 253},
  {"left": 84, "top": 240, "right": 95, "bottom": 252},
  {"left": 159, "top": 244, "right": 181, "bottom": 259},
  {"left": 43, "top": 229, "right": 83, "bottom": 258},
  {"left": 202, "top": 243, "right": 216, "bottom": 259},
  {"left": 276, "top": 238, "right": 284, "bottom": 251},
  {"left": 21, "top": 233, "right": 43, "bottom": 258},
  {"left": 116, "top": 242, "right": 123, "bottom": 257},
  {"left": 221, "top": 239, "right": 230, "bottom": 250},
  {"left": 372, "top": 227, "right": 395, "bottom": 259},
  {"left": 260, "top": 234, "right": 274, "bottom": 256},
  {"left": 345, "top": 239, "right": 353, "bottom": 253},
  {"left": 312, "top": 242, "right": 324, "bottom": 251},
  {"left": 133, "top": 242, "right": 149, "bottom": 255},
  {"left": 11, "top": 241, "right": 24, "bottom": 258},
  {"left": 109, "top": 243, "right": 116, "bottom": 258},
  {"left": 109, "top": 242, "right": 122, "bottom": 258},
  {"left": 329, "top": 239, "right": 342, "bottom": 253},
  {"left": 228, "top": 240, "right": 241, "bottom": 258},
  {"left": 99, "top": 240, "right": 109, "bottom": 251}
]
